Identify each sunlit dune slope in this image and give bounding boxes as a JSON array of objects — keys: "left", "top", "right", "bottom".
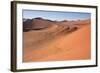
[{"left": 23, "top": 23, "right": 90, "bottom": 62}]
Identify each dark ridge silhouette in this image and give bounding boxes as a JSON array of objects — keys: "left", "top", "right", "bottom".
[
  {"left": 23, "top": 19, "right": 32, "bottom": 32},
  {"left": 23, "top": 17, "right": 90, "bottom": 32},
  {"left": 23, "top": 17, "right": 57, "bottom": 32}
]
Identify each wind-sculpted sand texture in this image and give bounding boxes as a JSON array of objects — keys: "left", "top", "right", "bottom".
[{"left": 23, "top": 18, "right": 91, "bottom": 62}]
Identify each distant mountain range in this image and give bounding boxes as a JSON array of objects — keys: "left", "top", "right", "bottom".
[{"left": 23, "top": 17, "right": 90, "bottom": 32}]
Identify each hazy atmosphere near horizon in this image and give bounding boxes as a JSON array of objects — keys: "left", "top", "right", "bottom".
[{"left": 23, "top": 10, "right": 91, "bottom": 21}]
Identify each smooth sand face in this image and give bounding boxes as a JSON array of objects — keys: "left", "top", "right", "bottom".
[{"left": 23, "top": 20, "right": 91, "bottom": 62}]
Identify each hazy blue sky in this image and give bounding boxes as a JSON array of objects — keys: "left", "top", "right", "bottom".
[{"left": 23, "top": 10, "right": 91, "bottom": 21}]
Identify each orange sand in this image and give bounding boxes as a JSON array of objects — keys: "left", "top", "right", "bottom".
[{"left": 23, "top": 24, "right": 91, "bottom": 62}]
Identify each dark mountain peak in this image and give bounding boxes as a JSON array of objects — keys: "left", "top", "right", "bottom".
[
  {"left": 61, "top": 20, "right": 68, "bottom": 22},
  {"left": 33, "top": 17, "right": 44, "bottom": 20}
]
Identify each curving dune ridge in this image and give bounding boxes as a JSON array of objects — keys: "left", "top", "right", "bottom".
[{"left": 23, "top": 18, "right": 91, "bottom": 62}]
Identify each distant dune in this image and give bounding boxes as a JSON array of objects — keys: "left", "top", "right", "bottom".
[{"left": 23, "top": 18, "right": 91, "bottom": 62}]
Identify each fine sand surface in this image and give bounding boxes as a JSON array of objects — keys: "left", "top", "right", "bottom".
[{"left": 23, "top": 20, "right": 91, "bottom": 62}]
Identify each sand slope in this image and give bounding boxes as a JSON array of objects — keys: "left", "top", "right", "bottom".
[{"left": 23, "top": 23, "right": 91, "bottom": 62}]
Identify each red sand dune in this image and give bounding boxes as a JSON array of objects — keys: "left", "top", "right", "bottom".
[{"left": 23, "top": 18, "right": 91, "bottom": 62}]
